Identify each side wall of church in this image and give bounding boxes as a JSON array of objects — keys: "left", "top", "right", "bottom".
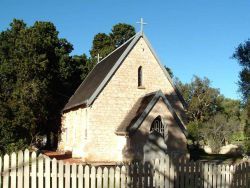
[
  {"left": 81, "top": 37, "right": 186, "bottom": 162},
  {"left": 58, "top": 107, "right": 89, "bottom": 158}
]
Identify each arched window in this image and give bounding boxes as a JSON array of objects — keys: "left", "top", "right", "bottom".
[
  {"left": 138, "top": 66, "right": 142, "bottom": 87},
  {"left": 150, "top": 116, "right": 165, "bottom": 137}
]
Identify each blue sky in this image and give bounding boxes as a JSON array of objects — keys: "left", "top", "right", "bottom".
[{"left": 1, "top": 0, "right": 250, "bottom": 99}]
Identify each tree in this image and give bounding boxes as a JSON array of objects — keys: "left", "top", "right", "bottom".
[
  {"left": 110, "top": 23, "right": 136, "bottom": 47},
  {"left": 0, "top": 19, "right": 87, "bottom": 153},
  {"left": 164, "top": 66, "right": 174, "bottom": 78},
  {"left": 200, "top": 114, "right": 240, "bottom": 153},
  {"left": 90, "top": 23, "right": 136, "bottom": 61},
  {"left": 177, "top": 76, "right": 222, "bottom": 123},
  {"left": 233, "top": 40, "right": 250, "bottom": 153},
  {"left": 89, "top": 33, "right": 115, "bottom": 60},
  {"left": 233, "top": 40, "right": 250, "bottom": 101}
]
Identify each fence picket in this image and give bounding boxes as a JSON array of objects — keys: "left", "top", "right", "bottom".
[
  {"left": 31, "top": 152, "right": 36, "bottom": 188},
  {"left": 97, "top": 167, "right": 102, "bottom": 187},
  {"left": 17, "top": 151, "right": 24, "bottom": 188},
  {"left": 45, "top": 157, "right": 50, "bottom": 188},
  {"left": 185, "top": 159, "right": 189, "bottom": 188},
  {"left": 225, "top": 165, "right": 230, "bottom": 188},
  {"left": 37, "top": 154, "right": 43, "bottom": 188},
  {"left": 217, "top": 165, "right": 222, "bottom": 188},
  {"left": 78, "top": 165, "right": 83, "bottom": 188},
  {"left": 1, "top": 149, "right": 250, "bottom": 188},
  {"left": 90, "top": 166, "right": 96, "bottom": 188},
  {"left": 3, "top": 154, "right": 9, "bottom": 188},
  {"left": 126, "top": 165, "right": 131, "bottom": 187},
  {"left": 169, "top": 158, "right": 174, "bottom": 188},
  {"left": 115, "top": 166, "right": 120, "bottom": 188},
  {"left": 159, "top": 158, "right": 164, "bottom": 188},
  {"left": 221, "top": 165, "right": 226, "bottom": 188},
  {"left": 0, "top": 156, "right": 2, "bottom": 188},
  {"left": 131, "top": 162, "right": 137, "bottom": 187},
  {"left": 121, "top": 166, "right": 126, "bottom": 188},
  {"left": 11, "top": 152, "right": 17, "bottom": 188},
  {"left": 65, "top": 163, "right": 70, "bottom": 188},
  {"left": 180, "top": 157, "right": 185, "bottom": 188},
  {"left": 71, "top": 163, "right": 77, "bottom": 188},
  {"left": 189, "top": 161, "right": 194, "bottom": 188},
  {"left": 103, "top": 167, "right": 108, "bottom": 188},
  {"left": 109, "top": 167, "right": 115, "bottom": 188},
  {"left": 58, "top": 161, "right": 64, "bottom": 188},
  {"left": 163, "top": 156, "right": 169, "bottom": 188},
  {"left": 138, "top": 162, "right": 143, "bottom": 187},
  {"left": 84, "top": 165, "right": 90, "bottom": 188},
  {"left": 51, "top": 158, "right": 57, "bottom": 188},
  {"left": 24, "top": 150, "right": 29, "bottom": 188}
]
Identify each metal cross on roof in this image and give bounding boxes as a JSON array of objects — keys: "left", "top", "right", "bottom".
[
  {"left": 95, "top": 53, "right": 102, "bottom": 63},
  {"left": 136, "top": 18, "right": 147, "bottom": 33}
]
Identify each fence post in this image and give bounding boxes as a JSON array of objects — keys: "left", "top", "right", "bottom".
[
  {"left": 10, "top": 152, "right": 17, "bottom": 188},
  {"left": 17, "top": 150, "right": 24, "bottom": 188}
]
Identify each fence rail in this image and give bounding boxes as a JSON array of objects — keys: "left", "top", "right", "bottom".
[{"left": 0, "top": 149, "right": 249, "bottom": 188}]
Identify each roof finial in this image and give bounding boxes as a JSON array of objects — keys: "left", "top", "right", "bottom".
[
  {"left": 95, "top": 53, "right": 102, "bottom": 63},
  {"left": 136, "top": 18, "right": 147, "bottom": 33}
]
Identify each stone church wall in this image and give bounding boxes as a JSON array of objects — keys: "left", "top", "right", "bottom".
[
  {"left": 123, "top": 98, "right": 187, "bottom": 161},
  {"left": 79, "top": 38, "right": 186, "bottom": 162}
]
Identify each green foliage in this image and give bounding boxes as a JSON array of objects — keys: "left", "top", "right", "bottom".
[
  {"left": 90, "top": 23, "right": 135, "bottom": 61},
  {"left": 233, "top": 40, "right": 250, "bottom": 101},
  {"left": 164, "top": 66, "right": 174, "bottom": 78},
  {"left": 110, "top": 23, "right": 136, "bottom": 47},
  {"left": 200, "top": 114, "right": 241, "bottom": 153},
  {"left": 90, "top": 33, "right": 115, "bottom": 60},
  {"left": 177, "top": 76, "right": 222, "bottom": 122},
  {"left": 0, "top": 19, "right": 88, "bottom": 153}
]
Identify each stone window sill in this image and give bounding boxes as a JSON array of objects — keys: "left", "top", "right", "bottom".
[{"left": 138, "top": 86, "right": 146, "bottom": 89}]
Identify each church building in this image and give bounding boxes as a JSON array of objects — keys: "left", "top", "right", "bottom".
[{"left": 58, "top": 31, "right": 188, "bottom": 162}]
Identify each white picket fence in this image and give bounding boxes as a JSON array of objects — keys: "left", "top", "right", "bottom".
[{"left": 0, "top": 149, "right": 249, "bottom": 188}]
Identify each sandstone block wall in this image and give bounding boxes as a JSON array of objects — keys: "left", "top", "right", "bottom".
[{"left": 59, "top": 37, "right": 186, "bottom": 162}]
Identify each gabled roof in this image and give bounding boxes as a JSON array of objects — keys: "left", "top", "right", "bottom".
[
  {"left": 115, "top": 90, "right": 187, "bottom": 136},
  {"left": 63, "top": 32, "right": 187, "bottom": 112}
]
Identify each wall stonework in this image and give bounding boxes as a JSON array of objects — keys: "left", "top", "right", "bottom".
[{"left": 58, "top": 37, "right": 186, "bottom": 162}]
